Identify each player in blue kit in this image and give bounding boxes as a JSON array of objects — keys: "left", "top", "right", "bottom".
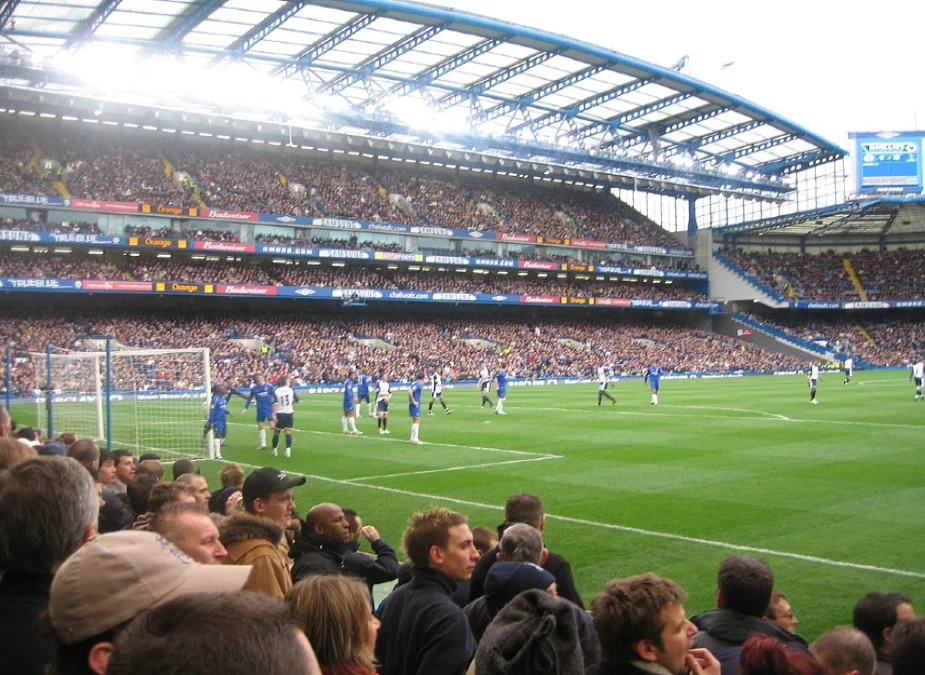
[
  {"left": 356, "top": 370, "right": 373, "bottom": 418},
  {"left": 494, "top": 367, "right": 508, "bottom": 416},
  {"left": 342, "top": 368, "right": 363, "bottom": 435},
  {"left": 409, "top": 370, "right": 424, "bottom": 444},
  {"left": 208, "top": 384, "right": 230, "bottom": 461},
  {"left": 644, "top": 365, "right": 667, "bottom": 406},
  {"left": 241, "top": 373, "right": 275, "bottom": 450}
]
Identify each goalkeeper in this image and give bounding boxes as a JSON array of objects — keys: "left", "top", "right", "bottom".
[{"left": 207, "top": 384, "right": 230, "bottom": 460}]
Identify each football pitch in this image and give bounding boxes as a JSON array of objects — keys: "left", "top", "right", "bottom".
[{"left": 11, "top": 369, "right": 925, "bottom": 639}]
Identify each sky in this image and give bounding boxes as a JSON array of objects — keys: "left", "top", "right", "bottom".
[{"left": 429, "top": 0, "right": 925, "bottom": 152}]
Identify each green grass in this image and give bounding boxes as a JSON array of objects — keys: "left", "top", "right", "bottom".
[{"left": 12, "top": 370, "right": 925, "bottom": 639}]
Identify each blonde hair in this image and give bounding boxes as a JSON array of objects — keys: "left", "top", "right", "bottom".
[
  {"left": 286, "top": 575, "right": 376, "bottom": 673},
  {"left": 0, "top": 438, "right": 37, "bottom": 471}
]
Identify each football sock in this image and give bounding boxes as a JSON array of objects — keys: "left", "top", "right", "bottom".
[
  {"left": 382, "top": 418, "right": 388, "bottom": 430},
  {"left": 349, "top": 417, "right": 358, "bottom": 432},
  {"left": 440, "top": 400, "right": 447, "bottom": 410},
  {"left": 259, "top": 428, "right": 266, "bottom": 446},
  {"left": 428, "top": 401, "right": 434, "bottom": 412},
  {"left": 411, "top": 423, "right": 419, "bottom": 441},
  {"left": 342, "top": 417, "right": 349, "bottom": 432},
  {"left": 285, "top": 434, "right": 292, "bottom": 451},
  {"left": 272, "top": 431, "right": 280, "bottom": 449}
]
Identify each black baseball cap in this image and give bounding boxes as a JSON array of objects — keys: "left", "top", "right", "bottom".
[{"left": 242, "top": 467, "right": 306, "bottom": 505}]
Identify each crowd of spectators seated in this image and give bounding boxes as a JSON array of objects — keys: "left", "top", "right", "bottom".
[
  {"left": 722, "top": 247, "right": 925, "bottom": 301},
  {"left": 0, "top": 126, "right": 52, "bottom": 194},
  {"left": 0, "top": 217, "right": 102, "bottom": 235},
  {"left": 256, "top": 233, "right": 403, "bottom": 252},
  {"left": 0, "top": 437, "right": 921, "bottom": 675}
]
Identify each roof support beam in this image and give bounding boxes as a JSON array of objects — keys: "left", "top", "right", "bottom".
[
  {"left": 273, "top": 12, "right": 379, "bottom": 78},
  {"left": 473, "top": 64, "right": 607, "bottom": 125},
  {"left": 568, "top": 91, "right": 697, "bottom": 144},
  {"left": 507, "top": 75, "right": 659, "bottom": 136},
  {"left": 60, "top": 0, "right": 122, "bottom": 48},
  {"left": 0, "top": 0, "right": 21, "bottom": 31},
  {"left": 677, "top": 119, "right": 767, "bottom": 153},
  {"left": 762, "top": 149, "right": 843, "bottom": 175},
  {"left": 155, "top": 0, "right": 228, "bottom": 51},
  {"left": 720, "top": 133, "right": 796, "bottom": 161},
  {"left": 435, "top": 49, "right": 561, "bottom": 111},
  {"left": 388, "top": 37, "right": 503, "bottom": 98},
  {"left": 323, "top": 24, "right": 444, "bottom": 96}
]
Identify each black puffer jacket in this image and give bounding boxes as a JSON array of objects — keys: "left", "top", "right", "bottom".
[{"left": 691, "top": 609, "right": 809, "bottom": 675}]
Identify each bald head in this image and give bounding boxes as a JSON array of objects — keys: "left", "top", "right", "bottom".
[
  {"left": 498, "top": 523, "right": 544, "bottom": 564},
  {"left": 811, "top": 627, "right": 877, "bottom": 675},
  {"left": 306, "top": 503, "right": 351, "bottom": 544}
]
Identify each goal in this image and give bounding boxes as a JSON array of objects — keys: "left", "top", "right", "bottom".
[{"left": 34, "top": 345, "right": 213, "bottom": 460}]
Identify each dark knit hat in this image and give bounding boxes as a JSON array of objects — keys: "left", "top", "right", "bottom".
[
  {"left": 475, "top": 589, "right": 585, "bottom": 675},
  {"left": 209, "top": 486, "right": 242, "bottom": 515},
  {"left": 484, "top": 562, "right": 557, "bottom": 605}
]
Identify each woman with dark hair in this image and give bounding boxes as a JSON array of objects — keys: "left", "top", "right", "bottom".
[
  {"left": 739, "top": 635, "right": 826, "bottom": 675},
  {"left": 286, "top": 575, "right": 380, "bottom": 675}
]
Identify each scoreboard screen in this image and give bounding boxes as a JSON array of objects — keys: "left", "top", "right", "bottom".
[{"left": 851, "top": 131, "right": 923, "bottom": 194}]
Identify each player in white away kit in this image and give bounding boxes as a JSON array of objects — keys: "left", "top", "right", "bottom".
[
  {"left": 478, "top": 365, "right": 493, "bottom": 409},
  {"left": 808, "top": 363, "right": 823, "bottom": 404},
  {"left": 843, "top": 357, "right": 853, "bottom": 386},
  {"left": 427, "top": 369, "right": 453, "bottom": 416},
  {"left": 376, "top": 372, "right": 392, "bottom": 434},
  {"left": 597, "top": 365, "right": 617, "bottom": 406},
  {"left": 910, "top": 360, "right": 924, "bottom": 401},
  {"left": 272, "top": 375, "right": 299, "bottom": 457}
]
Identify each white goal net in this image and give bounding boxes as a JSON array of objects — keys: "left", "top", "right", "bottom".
[{"left": 34, "top": 346, "right": 212, "bottom": 460}]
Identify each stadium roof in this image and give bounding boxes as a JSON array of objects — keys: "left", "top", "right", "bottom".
[
  {"left": 0, "top": 0, "right": 846, "bottom": 199},
  {"left": 716, "top": 196, "right": 925, "bottom": 237}
]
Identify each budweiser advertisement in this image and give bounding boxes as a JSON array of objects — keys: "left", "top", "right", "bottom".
[
  {"left": 517, "top": 260, "right": 559, "bottom": 271},
  {"left": 193, "top": 241, "right": 256, "bottom": 253},
  {"left": 81, "top": 280, "right": 153, "bottom": 292},
  {"left": 520, "top": 295, "right": 561, "bottom": 304},
  {"left": 499, "top": 233, "right": 537, "bottom": 243},
  {"left": 199, "top": 208, "right": 258, "bottom": 222},
  {"left": 216, "top": 284, "right": 278, "bottom": 296},
  {"left": 70, "top": 199, "right": 138, "bottom": 214}
]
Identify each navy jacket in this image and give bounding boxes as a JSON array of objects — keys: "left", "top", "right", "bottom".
[
  {"left": 290, "top": 533, "right": 399, "bottom": 598},
  {"left": 375, "top": 566, "right": 476, "bottom": 675},
  {"left": 691, "top": 609, "right": 809, "bottom": 675},
  {"left": 0, "top": 571, "right": 56, "bottom": 675},
  {"left": 469, "top": 544, "right": 583, "bottom": 608}
]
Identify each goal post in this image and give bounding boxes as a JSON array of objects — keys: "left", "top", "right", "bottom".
[{"left": 35, "top": 343, "right": 213, "bottom": 460}]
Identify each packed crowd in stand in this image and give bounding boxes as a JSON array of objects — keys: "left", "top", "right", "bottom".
[
  {"left": 0, "top": 431, "right": 921, "bottom": 675},
  {"left": 1, "top": 312, "right": 804, "bottom": 397},
  {"left": 0, "top": 121, "right": 685, "bottom": 250},
  {"left": 752, "top": 314, "right": 925, "bottom": 366},
  {"left": 723, "top": 247, "right": 925, "bottom": 300}
]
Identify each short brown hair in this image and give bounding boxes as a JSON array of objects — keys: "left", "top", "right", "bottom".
[
  {"left": 127, "top": 474, "right": 160, "bottom": 515},
  {"left": 149, "top": 502, "right": 210, "bottom": 542},
  {"left": 220, "top": 462, "right": 245, "bottom": 488},
  {"left": 106, "top": 592, "right": 318, "bottom": 675},
  {"left": 810, "top": 627, "right": 876, "bottom": 675},
  {"left": 0, "top": 437, "right": 36, "bottom": 471},
  {"left": 472, "top": 525, "right": 498, "bottom": 555},
  {"left": 146, "top": 481, "right": 196, "bottom": 514},
  {"left": 58, "top": 432, "right": 78, "bottom": 447},
  {"left": 718, "top": 555, "right": 774, "bottom": 617},
  {"left": 504, "top": 493, "right": 543, "bottom": 529},
  {"left": 136, "top": 459, "right": 164, "bottom": 480},
  {"left": 287, "top": 575, "right": 376, "bottom": 672},
  {"left": 892, "top": 618, "right": 925, "bottom": 675},
  {"left": 402, "top": 507, "right": 468, "bottom": 567},
  {"left": 66, "top": 439, "right": 101, "bottom": 472},
  {"left": 591, "top": 573, "right": 687, "bottom": 663},
  {"left": 765, "top": 591, "right": 789, "bottom": 619}
]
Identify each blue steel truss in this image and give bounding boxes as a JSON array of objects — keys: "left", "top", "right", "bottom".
[{"left": 61, "top": 0, "right": 122, "bottom": 47}]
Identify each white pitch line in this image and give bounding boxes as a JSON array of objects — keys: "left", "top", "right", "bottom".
[
  {"left": 216, "top": 459, "right": 925, "bottom": 581},
  {"left": 345, "top": 455, "right": 561, "bottom": 481},
  {"left": 227, "top": 421, "right": 561, "bottom": 458}
]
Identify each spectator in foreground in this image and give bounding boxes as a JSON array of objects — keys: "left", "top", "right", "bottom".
[
  {"left": 853, "top": 592, "right": 915, "bottom": 675},
  {"left": 375, "top": 507, "right": 479, "bottom": 675},
  {"left": 219, "top": 466, "right": 305, "bottom": 599},
  {"left": 692, "top": 555, "right": 808, "bottom": 674},
  {"left": 0, "top": 436, "right": 36, "bottom": 470},
  {"left": 287, "top": 574, "right": 379, "bottom": 675},
  {"left": 110, "top": 450, "right": 135, "bottom": 493},
  {"left": 588, "top": 573, "right": 720, "bottom": 675},
  {"left": 810, "top": 626, "right": 876, "bottom": 675},
  {"left": 0, "top": 457, "right": 99, "bottom": 675},
  {"left": 738, "top": 635, "right": 825, "bottom": 675},
  {"left": 765, "top": 591, "right": 800, "bottom": 635},
  {"left": 41, "top": 531, "right": 251, "bottom": 675},
  {"left": 149, "top": 502, "right": 228, "bottom": 564},
  {"left": 890, "top": 617, "right": 925, "bottom": 675}
]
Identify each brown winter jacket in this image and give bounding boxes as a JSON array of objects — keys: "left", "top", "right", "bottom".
[{"left": 219, "top": 512, "right": 292, "bottom": 599}]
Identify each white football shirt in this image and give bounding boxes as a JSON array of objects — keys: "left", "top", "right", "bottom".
[{"left": 274, "top": 386, "right": 296, "bottom": 414}]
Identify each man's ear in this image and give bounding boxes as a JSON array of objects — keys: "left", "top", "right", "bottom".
[
  {"left": 539, "top": 547, "right": 549, "bottom": 567},
  {"left": 429, "top": 544, "right": 445, "bottom": 567},
  {"left": 883, "top": 625, "right": 893, "bottom": 650},
  {"left": 716, "top": 590, "right": 725, "bottom": 609},
  {"left": 81, "top": 522, "right": 96, "bottom": 546},
  {"left": 539, "top": 515, "right": 546, "bottom": 533},
  {"left": 496, "top": 551, "right": 506, "bottom": 562},
  {"left": 88, "top": 641, "right": 114, "bottom": 675},
  {"left": 635, "top": 638, "right": 659, "bottom": 664}
]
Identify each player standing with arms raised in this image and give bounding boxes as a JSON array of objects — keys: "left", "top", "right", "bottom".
[
  {"left": 342, "top": 368, "right": 363, "bottom": 435},
  {"left": 494, "top": 365, "right": 508, "bottom": 415},
  {"left": 644, "top": 365, "right": 666, "bottom": 406},
  {"left": 910, "top": 359, "right": 924, "bottom": 401},
  {"left": 376, "top": 371, "right": 392, "bottom": 434},
  {"left": 478, "top": 364, "right": 493, "bottom": 409},
  {"left": 808, "top": 362, "right": 823, "bottom": 404},
  {"left": 242, "top": 373, "right": 275, "bottom": 450},
  {"left": 427, "top": 368, "right": 453, "bottom": 416},
  {"left": 409, "top": 370, "right": 424, "bottom": 444},
  {"left": 271, "top": 375, "right": 299, "bottom": 457},
  {"left": 597, "top": 364, "right": 617, "bottom": 406}
]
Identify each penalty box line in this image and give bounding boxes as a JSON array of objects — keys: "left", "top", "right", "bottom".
[{"left": 213, "top": 458, "right": 925, "bottom": 581}]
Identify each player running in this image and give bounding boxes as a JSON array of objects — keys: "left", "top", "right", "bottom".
[
  {"left": 375, "top": 372, "right": 392, "bottom": 434},
  {"left": 242, "top": 373, "right": 275, "bottom": 450},
  {"left": 409, "top": 370, "right": 424, "bottom": 444},
  {"left": 494, "top": 366, "right": 508, "bottom": 415},
  {"left": 644, "top": 365, "right": 666, "bottom": 406},
  {"left": 478, "top": 364, "right": 493, "bottom": 409},
  {"left": 597, "top": 365, "right": 617, "bottom": 406},
  {"left": 342, "top": 368, "right": 363, "bottom": 435},
  {"left": 271, "top": 375, "right": 299, "bottom": 457},
  {"left": 910, "top": 359, "right": 924, "bottom": 401},
  {"left": 208, "top": 384, "right": 230, "bottom": 461},
  {"left": 356, "top": 370, "right": 374, "bottom": 418},
  {"left": 808, "top": 362, "right": 823, "bottom": 404},
  {"left": 427, "top": 368, "right": 453, "bottom": 416}
]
